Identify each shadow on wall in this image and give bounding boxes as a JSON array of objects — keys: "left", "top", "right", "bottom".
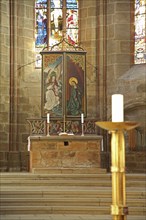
[{"left": 118, "top": 64, "right": 146, "bottom": 150}]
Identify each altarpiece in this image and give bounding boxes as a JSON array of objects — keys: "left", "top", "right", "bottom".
[{"left": 41, "top": 39, "right": 87, "bottom": 120}]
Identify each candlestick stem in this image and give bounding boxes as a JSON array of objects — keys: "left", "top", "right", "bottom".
[
  {"left": 47, "top": 123, "right": 50, "bottom": 136},
  {"left": 95, "top": 121, "right": 140, "bottom": 220},
  {"left": 81, "top": 123, "right": 84, "bottom": 136},
  {"left": 63, "top": 115, "right": 66, "bottom": 132}
]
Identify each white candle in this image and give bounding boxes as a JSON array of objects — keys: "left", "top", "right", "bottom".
[
  {"left": 47, "top": 113, "right": 50, "bottom": 123},
  {"left": 101, "top": 139, "right": 103, "bottom": 151},
  {"left": 112, "top": 94, "right": 124, "bottom": 122},
  {"left": 81, "top": 113, "right": 84, "bottom": 123}
]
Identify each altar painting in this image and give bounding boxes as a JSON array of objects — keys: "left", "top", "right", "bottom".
[
  {"left": 41, "top": 51, "right": 86, "bottom": 119},
  {"left": 42, "top": 53, "right": 63, "bottom": 117}
]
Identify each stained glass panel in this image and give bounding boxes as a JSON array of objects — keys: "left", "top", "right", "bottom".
[
  {"left": 35, "top": 0, "right": 79, "bottom": 68},
  {"left": 35, "top": 3, "right": 47, "bottom": 47},
  {"left": 51, "top": 0, "right": 63, "bottom": 8},
  {"left": 66, "top": 8, "right": 78, "bottom": 45},
  {"left": 66, "top": 0, "right": 78, "bottom": 9},
  {"left": 50, "top": 9, "right": 63, "bottom": 45},
  {"left": 135, "top": 0, "right": 146, "bottom": 64},
  {"left": 66, "top": 28, "right": 78, "bottom": 45},
  {"left": 36, "top": 0, "right": 47, "bottom": 3}
]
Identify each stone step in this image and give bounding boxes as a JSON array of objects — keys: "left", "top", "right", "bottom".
[
  {"left": 1, "top": 172, "right": 145, "bottom": 180},
  {"left": 0, "top": 186, "right": 111, "bottom": 192},
  {"left": 0, "top": 205, "right": 146, "bottom": 215},
  {"left": 0, "top": 188, "right": 145, "bottom": 201},
  {"left": 0, "top": 172, "right": 110, "bottom": 179},
  {"left": 1, "top": 180, "right": 145, "bottom": 188},
  {"left": 0, "top": 214, "right": 113, "bottom": 220},
  {"left": 1, "top": 197, "right": 145, "bottom": 207},
  {"left": 0, "top": 180, "right": 112, "bottom": 187},
  {"left": 1, "top": 215, "right": 146, "bottom": 220},
  {"left": 0, "top": 206, "right": 110, "bottom": 215},
  {"left": 0, "top": 173, "right": 145, "bottom": 217},
  {"left": 33, "top": 168, "right": 107, "bottom": 174}
]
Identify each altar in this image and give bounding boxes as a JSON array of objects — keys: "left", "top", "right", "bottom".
[{"left": 28, "top": 135, "right": 103, "bottom": 173}]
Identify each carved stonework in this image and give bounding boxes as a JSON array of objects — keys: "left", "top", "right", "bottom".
[
  {"left": 28, "top": 135, "right": 102, "bottom": 173},
  {"left": 27, "top": 118, "right": 98, "bottom": 136}
]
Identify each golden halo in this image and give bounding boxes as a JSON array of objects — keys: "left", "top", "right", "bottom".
[{"left": 69, "top": 77, "right": 78, "bottom": 85}]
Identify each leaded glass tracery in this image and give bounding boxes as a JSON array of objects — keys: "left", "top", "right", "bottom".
[
  {"left": 135, "top": 0, "right": 146, "bottom": 64},
  {"left": 35, "top": 0, "right": 79, "bottom": 68}
]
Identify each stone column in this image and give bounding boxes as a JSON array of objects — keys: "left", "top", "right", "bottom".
[
  {"left": 0, "top": 0, "right": 10, "bottom": 151},
  {"left": 106, "top": 0, "right": 132, "bottom": 117},
  {"left": 79, "top": 0, "right": 98, "bottom": 118}
]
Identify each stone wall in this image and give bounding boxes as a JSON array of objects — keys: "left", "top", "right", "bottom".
[
  {"left": 1, "top": 150, "right": 145, "bottom": 173},
  {"left": 0, "top": 0, "right": 10, "bottom": 151},
  {"left": 0, "top": 0, "right": 41, "bottom": 152},
  {"left": 106, "top": 1, "right": 133, "bottom": 116},
  {"left": 79, "top": 0, "right": 98, "bottom": 118},
  {"left": 0, "top": 0, "right": 145, "bottom": 173}
]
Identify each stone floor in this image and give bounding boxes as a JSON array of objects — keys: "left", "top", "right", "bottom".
[{"left": 1, "top": 215, "right": 146, "bottom": 220}]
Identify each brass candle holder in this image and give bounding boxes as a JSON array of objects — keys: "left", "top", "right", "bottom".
[
  {"left": 81, "top": 122, "right": 84, "bottom": 136},
  {"left": 95, "top": 121, "right": 140, "bottom": 220},
  {"left": 47, "top": 122, "right": 50, "bottom": 136}
]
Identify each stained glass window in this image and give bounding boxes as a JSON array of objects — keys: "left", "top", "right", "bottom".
[
  {"left": 134, "top": 0, "right": 146, "bottom": 64},
  {"left": 35, "top": 0, "right": 79, "bottom": 68}
]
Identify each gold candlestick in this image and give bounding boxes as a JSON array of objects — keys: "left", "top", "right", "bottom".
[
  {"left": 95, "top": 121, "right": 140, "bottom": 220},
  {"left": 81, "top": 123, "right": 84, "bottom": 136},
  {"left": 47, "top": 122, "right": 50, "bottom": 136},
  {"left": 63, "top": 114, "right": 66, "bottom": 133}
]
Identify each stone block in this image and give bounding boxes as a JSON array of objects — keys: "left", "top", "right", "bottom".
[
  {"left": 107, "top": 25, "right": 115, "bottom": 39},
  {"left": 120, "top": 41, "right": 131, "bottom": 53},
  {"left": 86, "top": 28, "right": 96, "bottom": 40},
  {"left": 114, "top": 54, "right": 131, "bottom": 64},
  {"left": 0, "top": 143, "right": 9, "bottom": 151},
  {"left": 0, "top": 132, "right": 8, "bottom": 141},
  {"left": 87, "top": 141, "right": 100, "bottom": 150},
  {"left": 116, "top": 3, "right": 130, "bottom": 12},
  {"left": 82, "top": 0, "right": 96, "bottom": 7},
  {"left": 0, "top": 151, "right": 8, "bottom": 160},
  {"left": 114, "top": 64, "right": 131, "bottom": 77},
  {"left": 137, "top": 84, "right": 146, "bottom": 93},
  {"left": 115, "top": 24, "right": 130, "bottom": 40},
  {"left": 88, "top": 7, "right": 97, "bottom": 16},
  {"left": 86, "top": 18, "right": 97, "bottom": 28},
  {"left": 107, "top": 3, "right": 115, "bottom": 14},
  {"left": 80, "top": 8, "right": 88, "bottom": 18},
  {"left": 107, "top": 40, "right": 119, "bottom": 53},
  {"left": 114, "top": 13, "right": 130, "bottom": 24},
  {"left": 107, "top": 15, "right": 114, "bottom": 25},
  {"left": 29, "top": 136, "right": 101, "bottom": 172}
]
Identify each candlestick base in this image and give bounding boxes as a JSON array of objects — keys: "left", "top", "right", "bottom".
[{"left": 47, "top": 123, "right": 50, "bottom": 136}]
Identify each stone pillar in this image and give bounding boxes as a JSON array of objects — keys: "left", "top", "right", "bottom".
[
  {"left": 96, "top": 0, "right": 108, "bottom": 121},
  {"left": 8, "top": 0, "right": 36, "bottom": 152},
  {"left": 106, "top": 0, "right": 132, "bottom": 118},
  {"left": 79, "top": 0, "right": 98, "bottom": 118},
  {"left": 0, "top": 0, "right": 10, "bottom": 151},
  {"left": 0, "top": 0, "right": 36, "bottom": 171}
]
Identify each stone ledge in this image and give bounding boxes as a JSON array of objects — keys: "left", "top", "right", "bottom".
[{"left": 32, "top": 167, "right": 107, "bottom": 174}]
